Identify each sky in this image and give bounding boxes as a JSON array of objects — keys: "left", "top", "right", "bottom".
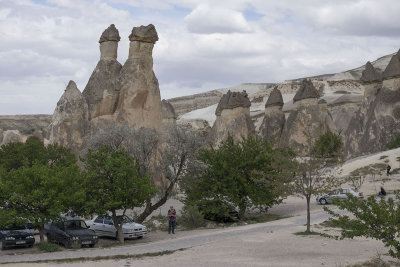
[{"left": 0, "top": 0, "right": 400, "bottom": 115}]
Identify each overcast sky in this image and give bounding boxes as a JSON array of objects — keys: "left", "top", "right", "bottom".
[{"left": 1, "top": 0, "right": 400, "bottom": 115}]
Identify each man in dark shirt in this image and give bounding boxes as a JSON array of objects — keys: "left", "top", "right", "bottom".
[{"left": 167, "top": 206, "right": 176, "bottom": 234}]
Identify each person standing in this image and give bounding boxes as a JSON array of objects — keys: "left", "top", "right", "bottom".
[{"left": 168, "top": 206, "right": 176, "bottom": 234}]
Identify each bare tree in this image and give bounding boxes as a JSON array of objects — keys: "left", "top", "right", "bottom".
[
  {"left": 290, "top": 118, "right": 344, "bottom": 233},
  {"left": 84, "top": 123, "right": 202, "bottom": 223}
]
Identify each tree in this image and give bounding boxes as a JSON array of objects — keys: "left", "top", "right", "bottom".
[
  {"left": 83, "top": 145, "right": 156, "bottom": 243},
  {"left": 325, "top": 193, "right": 400, "bottom": 259},
  {"left": 290, "top": 130, "right": 343, "bottom": 233},
  {"left": 85, "top": 124, "right": 202, "bottom": 223},
  {"left": 184, "top": 135, "right": 292, "bottom": 220},
  {"left": 0, "top": 137, "right": 84, "bottom": 243}
]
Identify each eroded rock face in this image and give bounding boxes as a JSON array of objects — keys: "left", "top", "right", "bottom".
[
  {"left": 260, "top": 87, "right": 285, "bottom": 142},
  {"left": 48, "top": 81, "right": 88, "bottom": 154},
  {"left": 1, "top": 130, "right": 24, "bottom": 145},
  {"left": 382, "top": 51, "right": 400, "bottom": 79},
  {"left": 115, "top": 24, "right": 163, "bottom": 131},
  {"left": 83, "top": 24, "right": 122, "bottom": 120},
  {"left": 280, "top": 81, "right": 335, "bottom": 152},
  {"left": 210, "top": 91, "right": 254, "bottom": 146},
  {"left": 345, "top": 78, "right": 400, "bottom": 157},
  {"left": 162, "top": 99, "right": 177, "bottom": 127}
]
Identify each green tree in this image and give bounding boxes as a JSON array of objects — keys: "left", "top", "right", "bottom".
[
  {"left": 184, "top": 135, "right": 291, "bottom": 220},
  {"left": 83, "top": 145, "right": 156, "bottom": 243},
  {"left": 325, "top": 194, "right": 400, "bottom": 259},
  {"left": 0, "top": 137, "right": 84, "bottom": 243},
  {"left": 290, "top": 130, "right": 343, "bottom": 233}
]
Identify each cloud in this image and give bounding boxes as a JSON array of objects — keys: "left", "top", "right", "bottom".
[
  {"left": 184, "top": 4, "right": 252, "bottom": 34},
  {"left": 0, "top": 0, "right": 400, "bottom": 115}
]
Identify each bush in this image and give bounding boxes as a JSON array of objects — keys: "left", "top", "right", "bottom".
[
  {"left": 386, "top": 134, "right": 400, "bottom": 149},
  {"left": 38, "top": 242, "right": 61, "bottom": 252},
  {"left": 178, "top": 205, "right": 205, "bottom": 229}
]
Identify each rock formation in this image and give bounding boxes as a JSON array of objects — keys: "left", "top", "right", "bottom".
[
  {"left": 114, "top": 24, "right": 163, "bottom": 131},
  {"left": 259, "top": 87, "right": 285, "bottom": 142},
  {"left": 209, "top": 90, "right": 254, "bottom": 146},
  {"left": 162, "top": 99, "right": 177, "bottom": 127},
  {"left": 361, "top": 61, "right": 382, "bottom": 98},
  {"left": 346, "top": 54, "right": 400, "bottom": 157},
  {"left": 47, "top": 80, "right": 88, "bottom": 154},
  {"left": 82, "top": 24, "right": 122, "bottom": 121},
  {"left": 280, "top": 80, "right": 336, "bottom": 152}
]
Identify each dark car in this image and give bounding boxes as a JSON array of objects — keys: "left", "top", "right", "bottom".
[
  {"left": 44, "top": 217, "right": 98, "bottom": 248},
  {"left": 0, "top": 224, "right": 35, "bottom": 250}
]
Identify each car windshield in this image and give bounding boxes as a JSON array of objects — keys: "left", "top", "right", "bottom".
[
  {"left": 64, "top": 220, "right": 87, "bottom": 229},
  {"left": 0, "top": 224, "right": 26, "bottom": 230},
  {"left": 117, "top": 215, "right": 134, "bottom": 224}
]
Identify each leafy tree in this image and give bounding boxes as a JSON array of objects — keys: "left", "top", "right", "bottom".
[
  {"left": 83, "top": 145, "right": 156, "bottom": 243},
  {"left": 290, "top": 130, "right": 343, "bottom": 233},
  {"left": 325, "top": 194, "right": 400, "bottom": 259},
  {"left": 386, "top": 134, "right": 400, "bottom": 149},
  {"left": 184, "top": 135, "right": 291, "bottom": 220},
  {"left": 0, "top": 137, "right": 84, "bottom": 243}
]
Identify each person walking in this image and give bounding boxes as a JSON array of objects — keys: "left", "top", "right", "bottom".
[
  {"left": 387, "top": 165, "right": 391, "bottom": 176},
  {"left": 168, "top": 206, "right": 176, "bottom": 234}
]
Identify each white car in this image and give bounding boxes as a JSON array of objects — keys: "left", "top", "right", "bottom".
[
  {"left": 316, "top": 188, "right": 364, "bottom": 205},
  {"left": 86, "top": 215, "right": 147, "bottom": 239}
]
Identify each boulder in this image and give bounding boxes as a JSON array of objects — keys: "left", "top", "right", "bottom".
[
  {"left": 83, "top": 24, "right": 122, "bottom": 120},
  {"left": 48, "top": 81, "right": 89, "bottom": 154},
  {"left": 114, "top": 24, "right": 163, "bottom": 131}
]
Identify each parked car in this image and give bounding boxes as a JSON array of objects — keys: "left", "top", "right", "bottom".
[
  {"left": 316, "top": 188, "right": 364, "bottom": 205},
  {"left": 44, "top": 217, "right": 98, "bottom": 248},
  {"left": 86, "top": 215, "right": 147, "bottom": 239},
  {"left": 0, "top": 224, "right": 35, "bottom": 250}
]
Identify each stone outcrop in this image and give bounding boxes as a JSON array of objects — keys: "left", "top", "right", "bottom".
[
  {"left": 209, "top": 90, "right": 254, "bottom": 146},
  {"left": 162, "top": 99, "right": 177, "bottom": 127},
  {"left": 114, "top": 24, "right": 163, "bottom": 131},
  {"left": 280, "top": 80, "right": 335, "bottom": 152},
  {"left": 345, "top": 55, "right": 400, "bottom": 157},
  {"left": 1, "top": 130, "right": 24, "bottom": 145},
  {"left": 82, "top": 24, "right": 122, "bottom": 120},
  {"left": 48, "top": 80, "right": 88, "bottom": 154},
  {"left": 259, "top": 87, "right": 285, "bottom": 142}
]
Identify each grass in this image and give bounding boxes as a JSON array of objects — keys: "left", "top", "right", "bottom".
[
  {"left": 243, "top": 214, "right": 287, "bottom": 225},
  {"left": 379, "top": 155, "right": 389, "bottom": 160},
  {"left": 37, "top": 242, "right": 62, "bottom": 252},
  {"left": 3, "top": 248, "right": 186, "bottom": 265},
  {"left": 294, "top": 231, "right": 321, "bottom": 236}
]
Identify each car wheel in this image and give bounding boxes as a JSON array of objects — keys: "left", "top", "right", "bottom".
[
  {"left": 0, "top": 240, "right": 4, "bottom": 250},
  {"left": 319, "top": 198, "right": 327, "bottom": 205},
  {"left": 137, "top": 236, "right": 143, "bottom": 239},
  {"left": 89, "top": 244, "right": 95, "bottom": 248}
]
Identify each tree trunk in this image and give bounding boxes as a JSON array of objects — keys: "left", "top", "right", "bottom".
[
  {"left": 39, "top": 225, "right": 45, "bottom": 243},
  {"left": 111, "top": 210, "right": 124, "bottom": 244},
  {"left": 136, "top": 180, "right": 175, "bottom": 223},
  {"left": 306, "top": 195, "right": 311, "bottom": 233},
  {"left": 238, "top": 201, "right": 246, "bottom": 220}
]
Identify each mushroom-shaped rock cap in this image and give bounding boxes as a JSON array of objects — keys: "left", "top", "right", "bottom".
[
  {"left": 318, "top": 99, "right": 327, "bottom": 104},
  {"left": 162, "top": 99, "right": 177, "bottom": 119},
  {"left": 265, "top": 87, "right": 284, "bottom": 108},
  {"left": 293, "top": 79, "right": 319, "bottom": 103},
  {"left": 99, "top": 24, "right": 121, "bottom": 43},
  {"left": 361, "top": 61, "right": 382, "bottom": 82},
  {"left": 382, "top": 52, "right": 400, "bottom": 79},
  {"left": 129, "top": 24, "right": 158, "bottom": 43},
  {"left": 215, "top": 90, "right": 251, "bottom": 116}
]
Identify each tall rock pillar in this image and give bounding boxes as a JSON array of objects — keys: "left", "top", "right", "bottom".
[
  {"left": 259, "top": 87, "right": 285, "bottom": 142},
  {"left": 115, "top": 24, "right": 163, "bottom": 131}
]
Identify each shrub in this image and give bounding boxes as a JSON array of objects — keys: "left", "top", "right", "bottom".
[
  {"left": 178, "top": 205, "right": 205, "bottom": 229},
  {"left": 386, "top": 134, "right": 400, "bottom": 149}
]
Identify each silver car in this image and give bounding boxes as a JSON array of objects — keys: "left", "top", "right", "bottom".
[
  {"left": 86, "top": 215, "right": 147, "bottom": 239},
  {"left": 316, "top": 188, "right": 364, "bottom": 205}
]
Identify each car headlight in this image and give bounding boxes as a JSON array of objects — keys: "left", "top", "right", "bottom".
[
  {"left": 71, "top": 236, "right": 79, "bottom": 241},
  {"left": 5, "top": 236, "right": 15, "bottom": 241},
  {"left": 27, "top": 235, "right": 34, "bottom": 239},
  {"left": 93, "top": 235, "right": 98, "bottom": 239}
]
